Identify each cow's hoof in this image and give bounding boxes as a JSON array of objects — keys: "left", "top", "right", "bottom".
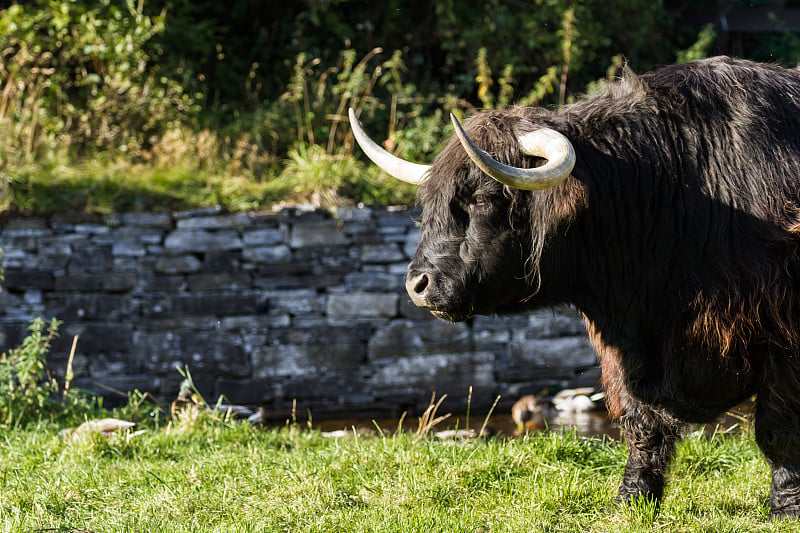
[
  {"left": 770, "top": 507, "right": 800, "bottom": 520},
  {"left": 610, "top": 492, "right": 661, "bottom": 513}
]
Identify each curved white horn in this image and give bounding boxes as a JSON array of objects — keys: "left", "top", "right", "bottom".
[
  {"left": 450, "top": 113, "right": 576, "bottom": 191},
  {"left": 348, "top": 108, "right": 430, "bottom": 185}
]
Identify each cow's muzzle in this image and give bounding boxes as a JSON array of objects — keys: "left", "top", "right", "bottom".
[{"left": 405, "top": 265, "right": 474, "bottom": 322}]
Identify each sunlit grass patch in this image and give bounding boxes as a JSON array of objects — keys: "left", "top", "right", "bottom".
[{"left": 2, "top": 423, "right": 795, "bottom": 532}]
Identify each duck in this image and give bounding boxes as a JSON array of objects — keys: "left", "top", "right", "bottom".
[
  {"left": 511, "top": 394, "right": 544, "bottom": 433},
  {"left": 170, "top": 378, "right": 254, "bottom": 420},
  {"left": 551, "top": 387, "right": 606, "bottom": 413}
]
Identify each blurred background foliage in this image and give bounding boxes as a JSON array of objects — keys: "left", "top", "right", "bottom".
[{"left": 0, "top": 0, "right": 796, "bottom": 213}]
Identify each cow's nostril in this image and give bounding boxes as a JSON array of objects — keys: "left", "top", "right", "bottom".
[
  {"left": 413, "top": 273, "right": 429, "bottom": 295},
  {"left": 406, "top": 271, "right": 432, "bottom": 306}
]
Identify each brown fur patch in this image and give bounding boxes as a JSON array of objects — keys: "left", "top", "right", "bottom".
[
  {"left": 687, "top": 280, "right": 800, "bottom": 361},
  {"left": 585, "top": 317, "right": 627, "bottom": 420}
]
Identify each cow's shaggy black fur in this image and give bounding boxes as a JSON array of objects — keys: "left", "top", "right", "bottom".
[{"left": 410, "top": 56, "right": 800, "bottom": 517}]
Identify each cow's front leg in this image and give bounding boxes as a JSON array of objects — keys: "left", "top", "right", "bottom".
[{"left": 616, "top": 401, "right": 682, "bottom": 505}]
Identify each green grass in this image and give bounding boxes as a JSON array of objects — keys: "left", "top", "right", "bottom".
[
  {"left": 4, "top": 163, "right": 283, "bottom": 215},
  {"left": 0, "top": 421, "right": 795, "bottom": 533},
  {"left": 0, "top": 143, "right": 416, "bottom": 215}
]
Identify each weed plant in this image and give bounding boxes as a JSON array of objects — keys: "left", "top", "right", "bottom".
[{"left": 0, "top": 317, "right": 100, "bottom": 428}]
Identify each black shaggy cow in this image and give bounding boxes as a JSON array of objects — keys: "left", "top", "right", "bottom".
[{"left": 349, "top": 56, "right": 800, "bottom": 517}]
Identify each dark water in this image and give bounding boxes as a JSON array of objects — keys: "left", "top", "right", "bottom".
[
  {"left": 314, "top": 408, "right": 620, "bottom": 439},
  {"left": 311, "top": 400, "right": 754, "bottom": 440}
]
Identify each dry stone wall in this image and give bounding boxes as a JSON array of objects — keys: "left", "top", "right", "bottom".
[{"left": 0, "top": 206, "right": 599, "bottom": 418}]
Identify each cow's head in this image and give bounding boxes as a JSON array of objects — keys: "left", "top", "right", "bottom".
[{"left": 349, "top": 108, "right": 577, "bottom": 321}]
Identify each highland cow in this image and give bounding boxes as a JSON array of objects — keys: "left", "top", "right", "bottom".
[{"left": 349, "top": 56, "right": 800, "bottom": 517}]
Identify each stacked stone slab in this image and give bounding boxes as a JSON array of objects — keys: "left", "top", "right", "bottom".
[{"left": 0, "top": 206, "right": 599, "bottom": 419}]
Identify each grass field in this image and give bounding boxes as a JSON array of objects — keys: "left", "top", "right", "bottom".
[{"left": 0, "top": 418, "right": 797, "bottom": 533}]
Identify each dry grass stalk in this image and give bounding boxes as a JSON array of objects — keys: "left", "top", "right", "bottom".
[
  {"left": 478, "top": 395, "right": 502, "bottom": 438},
  {"left": 63, "top": 335, "right": 78, "bottom": 398},
  {"left": 414, "top": 392, "right": 451, "bottom": 442}
]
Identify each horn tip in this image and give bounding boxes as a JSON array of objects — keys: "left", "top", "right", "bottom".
[{"left": 450, "top": 112, "right": 465, "bottom": 133}]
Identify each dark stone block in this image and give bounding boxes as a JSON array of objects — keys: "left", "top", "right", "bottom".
[
  {"left": 103, "top": 273, "right": 138, "bottom": 292},
  {"left": 360, "top": 243, "right": 405, "bottom": 264},
  {"left": 173, "top": 206, "right": 222, "bottom": 219},
  {"left": 252, "top": 262, "right": 311, "bottom": 276},
  {"left": 155, "top": 254, "right": 202, "bottom": 274},
  {"left": 283, "top": 373, "right": 370, "bottom": 402},
  {"left": 280, "top": 207, "right": 330, "bottom": 222},
  {"left": 293, "top": 245, "right": 352, "bottom": 268},
  {"left": 134, "top": 330, "right": 251, "bottom": 377},
  {"left": 0, "top": 234, "right": 39, "bottom": 251},
  {"left": 525, "top": 308, "right": 587, "bottom": 338},
  {"left": 68, "top": 243, "right": 113, "bottom": 272},
  {"left": 164, "top": 229, "right": 242, "bottom": 252},
  {"left": 369, "top": 352, "right": 496, "bottom": 401},
  {"left": 344, "top": 272, "right": 404, "bottom": 292},
  {"left": 52, "top": 321, "right": 134, "bottom": 354},
  {"left": 215, "top": 378, "right": 277, "bottom": 404},
  {"left": 264, "top": 290, "right": 325, "bottom": 315},
  {"left": 343, "top": 222, "right": 383, "bottom": 244},
  {"left": 47, "top": 293, "right": 131, "bottom": 321},
  {"left": 176, "top": 213, "right": 252, "bottom": 230},
  {"left": 203, "top": 250, "right": 243, "bottom": 271},
  {"left": 175, "top": 291, "right": 266, "bottom": 316},
  {"left": 368, "top": 320, "right": 472, "bottom": 360},
  {"left": 54, "top": 273, "right": 105, "bottom": 292},
  {"left": 242, "top": 228, "right": 283, "bottom": 246},
  {"left": 397, "top": 297, "right": 434, "bottom": 320},
  {"left": 139, "top": 275, "right": 186, "bottom": 292},
  {"left": 121, "top": 212, "right": 173, "bottom": 228},
  {"left": 374, "top": 208, "right": 416, "bottom": 228},
  {"left": 3, "top": 270, "right": 54, "bottom": 290},
  {"left": 0, "top": 291, "right": 23, "bottom": 314},
  {"left": 242, "top": 245, "right": 291, "bottom": 263},
  {"left": 73, "top": 375, "right": 162, "bottom": 405},
  {"left": 252, "top": 341, "right": 367, "bottom": 378},
  {"left": 327, "top": 292, "right": 398, "bottom": 319},
  {"left": 251, "top": 271, "right": 341, "bottom": 290},
  {"left": 0, "top": 320, "right": 30, "bottom": 351},
  {"left": 186, "top": 272, "right": 252, "bottom": 291},
  {"left": 506, "top": 336, "right": 596, "bottom": 371},
  {"left": 269, "top": 323, "right": 373, "bottom": 345},
  {"left": 49, "top": 212, "right": 103, "bottom": 227},
  {"left": 289, "top": 221, "right": 348, "bottom": 248}
]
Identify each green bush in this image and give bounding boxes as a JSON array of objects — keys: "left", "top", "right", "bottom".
[
  {"left": 0, "top": 317, "right": 95, "bottom": 427},
  {"left": 0, "top": 0, "right": 197, "bottom": 167}
]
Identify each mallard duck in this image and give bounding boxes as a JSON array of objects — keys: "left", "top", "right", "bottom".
[
  {"left": 511, "top": 395, "right": 544, "bottom": 433},
  {"left": 170, "top": 378, "right": 254, "bottom": 420},
  {"left": 551, "top": 387, "right": 605, "bottom": 413}
]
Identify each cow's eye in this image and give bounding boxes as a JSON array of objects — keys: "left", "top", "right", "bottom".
[{"left": 469, "top": 194, "right": 489, "bottom": 211}]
